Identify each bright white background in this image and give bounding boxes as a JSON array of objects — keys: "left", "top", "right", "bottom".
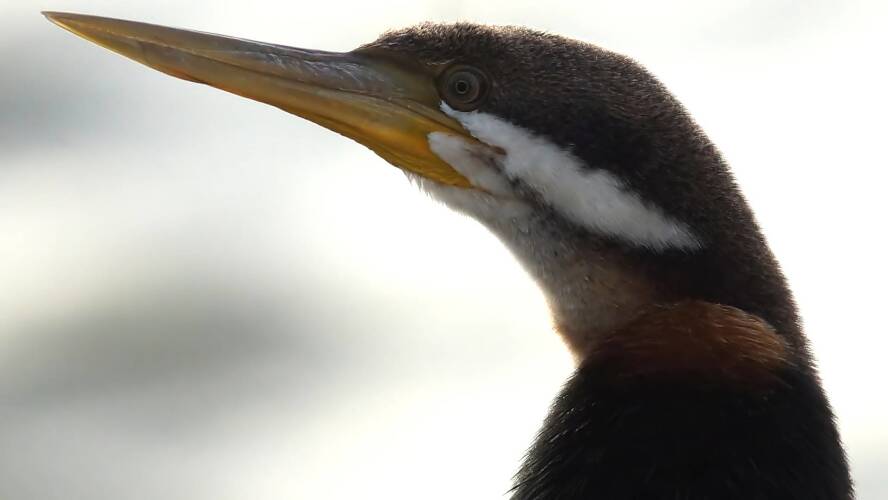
[{"left": 1, "top": 1, "right": 886, "bottom": 498}]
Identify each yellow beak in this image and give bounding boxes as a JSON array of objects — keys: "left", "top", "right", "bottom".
[{"left": 43, "top": 12, "right": 476, "bottom": 187}]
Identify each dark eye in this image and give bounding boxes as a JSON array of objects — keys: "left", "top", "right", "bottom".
[{"left": 439, "top": 66, "right": 489, "bottom": 111}]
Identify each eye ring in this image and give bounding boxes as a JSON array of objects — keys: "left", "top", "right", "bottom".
[{"left": 438, "top": 65, "right": 489, "bottom": 111}]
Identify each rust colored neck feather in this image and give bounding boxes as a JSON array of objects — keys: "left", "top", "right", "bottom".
[{"left": 588, "top": 300, "right": 792, "bottom": 389}]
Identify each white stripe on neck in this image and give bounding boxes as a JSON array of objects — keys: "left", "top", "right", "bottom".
[{"left": 439, "top": 104, "right": 701, "bottom": 251}]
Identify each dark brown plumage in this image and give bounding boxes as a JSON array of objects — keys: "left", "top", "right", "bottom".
[{"left": 366, "top": 24, "right": 852, "bottom": 499}]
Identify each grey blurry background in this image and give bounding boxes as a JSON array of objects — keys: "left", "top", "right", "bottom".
[{"left": 2, "top": 0, "right": 886, "bottom": 498}]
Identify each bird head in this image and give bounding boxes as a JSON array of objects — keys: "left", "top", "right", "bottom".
[{"left": 43, "top": 13, "right": 797, "bottom": 357}]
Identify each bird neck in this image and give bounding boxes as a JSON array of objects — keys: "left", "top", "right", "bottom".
[
  {"left": 476, "top": 188, "right": 806, "bottom": 361},
  {"left": 479, "top": 208, "right": 663, "bottom": 357},
  {"left": 512, "top": 300, "right": 853, "bottom": 499}
]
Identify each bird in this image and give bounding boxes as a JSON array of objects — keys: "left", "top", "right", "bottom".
[{"left": 43, "top": 12, "right": 853, "bottom": 499}]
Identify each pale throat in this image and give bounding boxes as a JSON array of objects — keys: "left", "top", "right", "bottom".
[
  {"left": 482, "top": 209, "right": 666, "bottom": 358},
  {"left": 418, "top": 106, "right": 697, "bottom": 357}
]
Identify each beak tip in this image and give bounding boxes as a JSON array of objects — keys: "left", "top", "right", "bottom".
[
  {"left": 42, "top": 11, "right": 92, "bottom": 31},
  {"left": 42, "top": 11, "right": 70, "bottom": 28}
]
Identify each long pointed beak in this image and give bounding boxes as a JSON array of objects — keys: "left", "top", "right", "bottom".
[{"left": 43, "top": 11, "right": 476, "bottom": 187}]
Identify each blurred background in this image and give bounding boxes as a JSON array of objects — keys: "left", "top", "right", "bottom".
[{"left": 2, "top": 0, "right": 886, "bottom": 498}]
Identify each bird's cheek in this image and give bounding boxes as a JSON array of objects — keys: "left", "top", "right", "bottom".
[{"left": 427, "top": 132, "right": 513, "bottom": 196}]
